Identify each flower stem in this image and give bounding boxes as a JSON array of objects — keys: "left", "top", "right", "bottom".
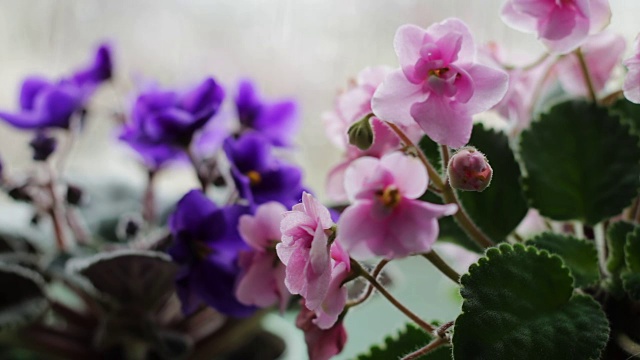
[
  {"left": 575, "top": 48, "right": 598, "bottom": 103},
  {"left": 351, "top": 259, "right": 435, "bottom": 333},
  {"left": 421, "top": 251, "right": 460, "bottom": 284},
  {"left": 45, "top": 163, "right": 68, "bottom": 251},
  {"left": 346, "top": 259, "right": 389, "bottom": 307},
  {"left": 401, "top": 337, "right": 448, "bottom": 360},
  {"left": 143, "top": 170, "right": 156, "bottom": 224},
  {"left": 187, "top": 148, "right": 207, "bottom": 192},
  {"left": 593, "top": 222, "right": 609, "bottom": 277},
  {"left": 440, "top": 145, "right": 451, "bottom": 174},
  {"left": 385, "top": 121, "right": 494, "bottom": 249}
]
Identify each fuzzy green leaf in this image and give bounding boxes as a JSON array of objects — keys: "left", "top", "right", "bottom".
[
  {"left": 526, "top": 232, "right": 599, "bottom": 288},
  {"left": 457, "top": 124, "right": 528, "bottom": 241},
  {"left": 453, "top": 244, "right": 609, "bottom": 360},
  {"left": 353, "top": 323, "right": 451, "bottom": 360},
  {"left": 610, "top": 97, "right": 640, "bottom": 135},
  {"left": 519, "top": 100, "right": 640, "bottom": 225}
]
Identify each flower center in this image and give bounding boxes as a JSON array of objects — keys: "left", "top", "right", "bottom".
[
  {"left": 376, "top": 185, "right": 401, "bottom": 208},
  {"left": 246, "top": 170, "right": 262, "bottom": 185},
  {"left": 191, "top": 240, "right": 213, "bottom": 260}
]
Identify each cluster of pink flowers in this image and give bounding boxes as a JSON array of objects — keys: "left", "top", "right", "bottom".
[{"left": 231, "top": 2, "right": 640, "bottom": 357}]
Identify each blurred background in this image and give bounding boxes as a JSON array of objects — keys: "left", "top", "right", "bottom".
[{"left": 0, "top": 1, "right": 638, "bottom": 358}]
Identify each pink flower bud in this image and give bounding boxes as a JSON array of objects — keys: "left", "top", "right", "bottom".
[{"left": 447, "top": 147, "right": 492, "bottom": 192}]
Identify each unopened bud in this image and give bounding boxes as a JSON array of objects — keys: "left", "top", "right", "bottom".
[
  {"left": 347, "top": 114, "right": 374, "bottom": 150},
  {"left": 447, "top": 147, "right": 492, "bottom": 192}
]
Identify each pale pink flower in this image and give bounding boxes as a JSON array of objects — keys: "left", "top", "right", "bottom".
[
  {"left": 296, "top": 304, "right": 347, "bottom": 360},
  {"left": 326, "top": 117, "right": 401, "bottom": 202},
  {"left": 557, "top": 31, "right": 625, "bottom": 97},
  {"left": 500, "top": 0, "right": 611, "bottom": 54},
  {"left": 276, "top": 192, "right": 335, "bottom": 310},
  {"left": 322, "top": 66, "right": 393, "bottom": 150},
  {"left": 372, "top": 18, "right": 508, "bottom": 148},
  {"left": 236, "top": 202, "right": 290, "bottom": 312},
  {"left": 515, "top": 209, "right": 547, "bottom": 236},
  {"left": 312, "top": 242, "right": 350, "bottom": 329},
  {"left": 337, "top": 152, "right": 457, "bottom": 260},
  {"left": 623, "top": 35, "right": 640, "bottom": 104}
]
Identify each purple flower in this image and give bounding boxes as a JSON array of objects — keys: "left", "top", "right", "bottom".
[
  {"left": 0, "top": 43, "right": 112, "bottom": 130},
  {"left": 235, "top": 80, "right": 299, "bottom": 147},
  {"left": 119, "top": 77, "right": 225, "bottom": 169},
  {"left": 224, "top": 133, "right": 304, "bottom": 209},
  {"left": 168, "top": 190, "right": 256, "bottom": 317}
]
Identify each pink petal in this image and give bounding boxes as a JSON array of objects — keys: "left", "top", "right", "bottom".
[
  {"left": 239, "top": 202, "right": 287, "bottom": 250},
  {"left": 539, "top": 7, "right": 590, "bottom": 54},
  {"left": 394, "top": 25, "right": 427, "bottom": 80},
  {"left": 325, "top": 160, "right": 350, "bottom": 203},
  {"left": 410, "top": 94, "right": 472, "bottom": 148},
  {"left": 588, "top": 0, "right": 611, "bottom": 33},
  {"left": 500, "top": 1, "right": 539, "bottom": 34},
  {"left": 464, "top": 63, "right": 509, "bottom": 114},
  {"left": 337, "top": 201, "right": 387, "bottom": 260},
  {"left": 343, "top": 156, "right": 380, "bottom": 202},
  {"left": 371, "top": 69, "right": 427, "bottom": 127},
  {"left": 380, "top": 152, "right": 428, "bottom": 199},
  {"left": 623, "top": 67, "right": 640, "bottom": 104},
  {"left": 357, "top": 66, "right": 394, "bottom": 89},
  {"left": 427, "top": 18, "right": 475, "bottom": 62},
  {"left": 235, "top": 251, "right": 282, "bottom": 308}
]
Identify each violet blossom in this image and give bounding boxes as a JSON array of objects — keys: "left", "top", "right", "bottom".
[
  {"left": 119, "top": 77, "right": 225, "bottom": 169},
  {"left": 372, "top": 18, "right": 508, "bottom": 148},
  {"left": 235, "top": 79, "right": 299, "bottom": 147},
  {"left": 167, "top": 190, "right": 255, "bottom": 317},
  {"left": 224, "top": 133, "right": 304, "bottom": 209},
  {"left": 337, "top": 152, "right": 457, "bottom": 260},
  {"left": 0, "top": 43, "right": 112, "bottom": 130}
]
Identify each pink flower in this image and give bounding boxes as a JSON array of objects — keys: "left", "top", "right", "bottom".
[
  {"left": 557, "top": 31, "right": 625, "bottom": 97},
  {"left": 276, "top": 192, "right": 335, "bottom": 310},
  {"left": 322, "top": 66, "right": 393, "bottom": 150},
  {"left": 296, "top": 304, "right": 348, "bottom": 360},
  {"left": 623, "top": 35, "right": 640, "bottom": 104},
  {"left": 313, "top": 242, "right": 350, "bottom": 329},
  {"left": 372, "top": 18, "right": 508, "bottom": 148},
  {"left": 337, "top": 152, "right": 457, "bottom": 260},
  {"left": 326, "top": 118, "right": 401, "bottom": 202},
  {"left": 500, "top": 0, "right": 611, "bottom": 54},
  {"left": 236, "top": 202, "right": 290, "bottom": 312}
]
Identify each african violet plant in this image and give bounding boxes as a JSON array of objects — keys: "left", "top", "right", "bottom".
[{"left": 2, "top": 0, "right": 640, "bottom": 359}]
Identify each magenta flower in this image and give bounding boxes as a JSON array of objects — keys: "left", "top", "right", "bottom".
[
  {"left": 372, "top": 18, "right": 508, "bottom": 148},
  {"left": 235, "top": 202, "right": 290, "bottom": 312},
  {"left": 312, "top": 242, "right": 350, "bottom": 329},
  {"left": 337, "top": 152, "right": 457, "bottom": 260},
  {"left": 296, "top": 303, "right": 347, "bottom": 360},
  {"left": 623, "top": 35, "right": 640, "bottom": 104},
  {"left": 557, "top": 31, "right": 625, "bottom": 97},
  {"left": 500, "top": 0, "right": 611, "bottom": 54},
  {"left": 276, "top": 192, "right": 335, "bottom": 310},
  {"left": 322, "top": 66, "right": 392, "bottom": 150}
]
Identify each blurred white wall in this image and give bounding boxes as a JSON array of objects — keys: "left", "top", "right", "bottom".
[{"left": 0, "top": 0, "right": 638, "bottom": 198}]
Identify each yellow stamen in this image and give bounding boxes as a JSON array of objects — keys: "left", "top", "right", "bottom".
[{"left": 246, "top": 170, "right": 262, "bottom": 185}]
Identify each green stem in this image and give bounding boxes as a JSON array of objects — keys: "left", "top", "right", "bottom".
[
  {"left": 352, "top": 259, "right": 435, "bottom": 333},
  {"left": 346, "top": 259, "right": 389, "bottom": 307},
  {"left": 440, "top": 145, "right": 451, "bottom": 175},
  {"left": 422, "top": 251, "right": 460, "bottom": 284},
  {"left": 385, "top": 121, "right": 494, "bottom": 249},
  {"left": 401, "top": 337, "right": 448, "bottom": 360},
  {"left": 575, "top": 48, "right": 598, "bottom": 103}
]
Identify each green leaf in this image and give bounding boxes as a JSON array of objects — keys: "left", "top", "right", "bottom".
[
  {"left": 457, "top": 124, "right": 528, "bottom": 241},
  {"left": 353, "top": 323, "right": 451, "bottom": 360},
  {"left": 0, "top": 263, "right": 48, "bottom": 330},
  {"left": 526, "top": 232, "right": 599, "bottom": 288},
  {"left": 622, "top": 228, "right": 640, "bottom": 300},
  {"left": 519, "top": 100, "right": 640, "bottom": 225},
  {"left": 418, "top": 135, "right": 442, "bottom": 175},
  {"left": 607, "top": 221, "right": 638, "bottom": 275},
  {"left": 610, "top": 97, "right": 640, "bottom": 135},
  {"left": 453, "top": 244, "right": 609, "bottom": 360}
]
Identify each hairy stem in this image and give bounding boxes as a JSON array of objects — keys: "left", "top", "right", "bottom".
[
  {"left": 593, "top": 222, "right": 609, "bottom": 277},
  {"left": 401, "top": 337, "right": 448, "bottom": 360},
  {"left": 346, "top": 259, "right": 389, "bottom": 307},
  {"left": 143, "top": 170, "right": 156, "bottom": 224},
  {"left": 385, "top": 121, "right": 494, "bottom": 249},
  {"left": 352, "top": 259, "right": 435, "bottom": 333},
  {"left": 422, "top": 251, "right": 460, "bottom": 284},
  {"left": 45, "top": 164, "right": 68, "bottom": 251}
]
